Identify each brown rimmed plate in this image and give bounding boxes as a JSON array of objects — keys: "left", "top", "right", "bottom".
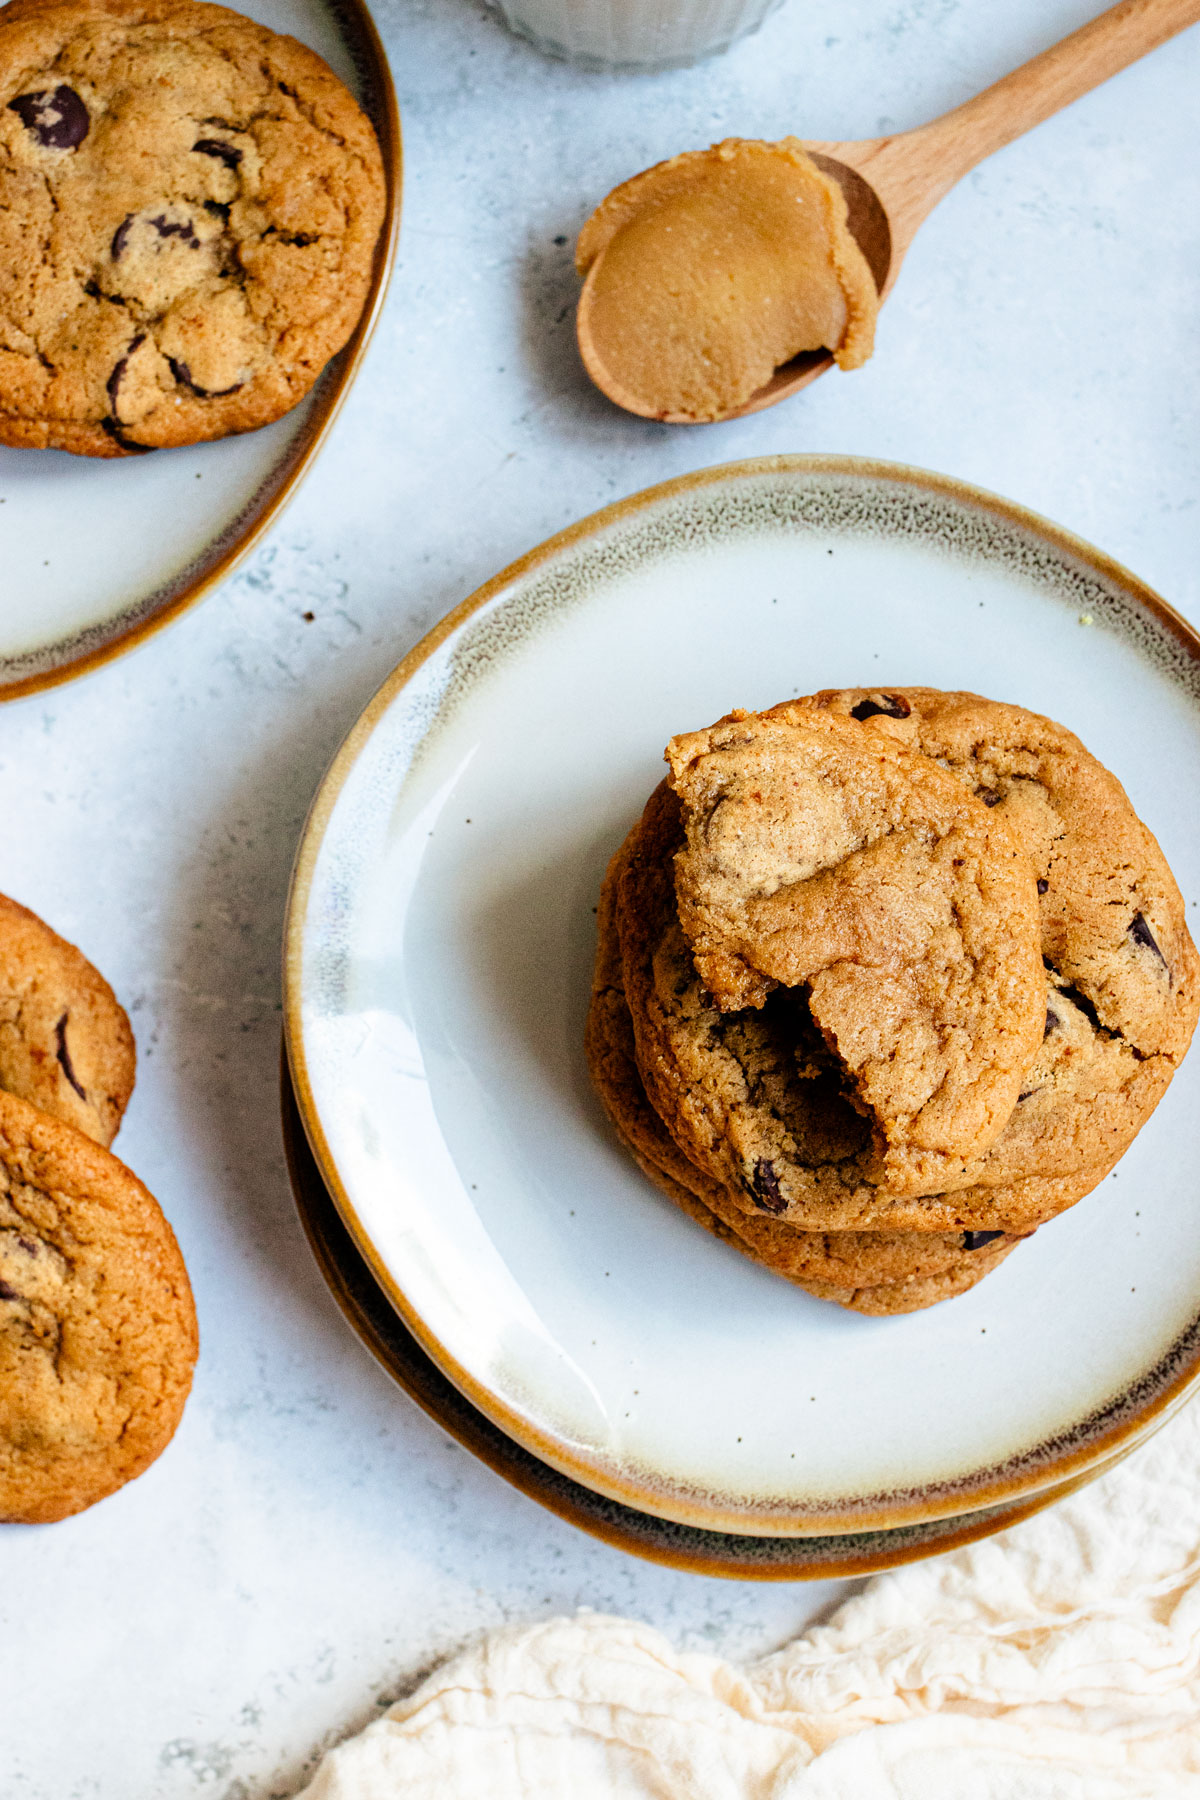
[
  {"left": 0, "top": 0, "right": 401, "bottom": 702},
  {"left": 281, "top": 1044, "right": 1136, "bottom": 1579},
  {"left": 283, "top": 455, "right": 1200, "bottom": 1539}
]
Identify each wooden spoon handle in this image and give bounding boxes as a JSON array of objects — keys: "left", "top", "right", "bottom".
[{"left": 871, "top": 0, "right": 1200, "bottom": 253}]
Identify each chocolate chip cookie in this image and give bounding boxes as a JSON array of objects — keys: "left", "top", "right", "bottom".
[
  {"left": 587, "top": 843, "right": 1025, "bottom": 1312},
  {"left": 0, "top": 893, "right": 135, "bottom": 1145},
  {"left": 0, "top": 0, "right": 386, "bottom": 455},
  {"left": 798, "top": 690, "right": 1200, "bottom": 1196},
  {"left": 797, "top": 1253, "right": 1019, "bottom": 1316},
  {"left": 0, "top": 1088, "right": 197, "bottom": 1523},
  {"left": 665, "top": 704, "right": 1044, "bottom": 1194},
  {"left": 619, "top": 780, "right": 1126, "bottom": 1234}
]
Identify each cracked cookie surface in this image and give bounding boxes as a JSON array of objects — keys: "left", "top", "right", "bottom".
[
  {"left": 0, "top": 0, "right": 385, "bottom": 455},
  {"left": 0, "top": 892, "right": 134, "bottom": 1145},
  {"left": 614, "top": 791, "right": 1111, "bottom": 1232},
  {"left": 586, "top": 841, "right": 1026, "bottom": 1312},
  {"left": 616, "top": 690, "right": 1197, "bottom": 1233},
  {"left": 619, "top": 780, "right": 1142, "bottom": 1233},
  {"left": 0, "top": 1088, "right": 197, "bottom": 1523},
  {"left": 798, "top": 690, "right": 1200, "bottom": 1193},
  {"left": 665, "top": 704, "right": 1045, "bottom": 1194}
]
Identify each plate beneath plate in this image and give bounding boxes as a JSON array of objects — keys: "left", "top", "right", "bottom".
[
  {"left": 281, "top": 1045, "right": 1122, "bottom": 1579},
  {"left": 0, "top": 0, "right": 400, "bottom": 701},
  {"left": 285, "top": 454, "right": 1200, "bottom": 1537}
]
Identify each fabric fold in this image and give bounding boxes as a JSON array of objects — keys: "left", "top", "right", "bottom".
[{"left": 300, "top": 1398, "right": 1200, "bottom": 1798}]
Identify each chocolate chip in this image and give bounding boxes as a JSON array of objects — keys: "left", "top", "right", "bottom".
[
  {"left": 166, "top": 356, "right": 242, "bottom": 399},
  {"left": 849, "top": 694, "right": 911, "bottom": 722},
  {"left": 8, "top": 85, "right": 89, "bottom": 150},
  {"left": 962, "top": 1230, "right": 1004, "bottom": 1250},
  {"left": 100, "top": 417, "right": 154, "bottom": 454},
  {"left": 1055, "top": 980, "right": 1105, "bottom": 1034},
  {"left": 748, "top": 1158, "right": 786, "bottom": 1214},
  {"left": 15, "top": 1237, "right": 38, "bottom": 1256},
  {"left": 101, "top": 361, "right": 156, "bottom": 452},
  {"left": 1129, "top": 911, "right": 1168, "bottom": 968},
  {"left": 1044, "top": 1008, "right": 1060, "bottom": 1037},
  {"left": 54, "top": 1012, "right": 87, "bottom": 1102},
  {"left": 106, "top": 334, "right": 145, "bottom": 412},
  {"left": 113, "top": 211, "right": 201, "bottom": 255},
  {"left": 84, "top": 278, "right": 124, "bottom": 306},
  {"left": 150, "top": 213, "right": 200, "bottom": 248},
  {"left": 1037, "top": 878, "right": 1049, "bottom": 895},
  {"left": 264, "top": 225, "right": 318, "bottom": 248},
  {"left": 193, "top": 137, "right": 241, "bottom": 168},
  {"left": 0, "top": 1278, "right": 21, "bottom": 1301}
]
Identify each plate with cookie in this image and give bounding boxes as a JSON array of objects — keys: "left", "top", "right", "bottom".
[
  {"left": 0, "top": 0, "right": 399, "bottom": 700},
  {"left": 284, "top": 454, "right": 1200, "bottom": 1545}
]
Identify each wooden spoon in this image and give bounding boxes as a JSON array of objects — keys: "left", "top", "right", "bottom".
[{"left": 577, "top": 0, "right": 1200, "bottom": 424}]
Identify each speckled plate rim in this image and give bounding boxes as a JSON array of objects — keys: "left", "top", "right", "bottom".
[
  {"left": 279, "top": 1040, "right": 1149, "bottom": 1580},
  {"left": 0, "top": 0, "right": 401, "bottom": 704},
  {"left": 282, "top": 452, "right": 1200, "bottom": 1538}
]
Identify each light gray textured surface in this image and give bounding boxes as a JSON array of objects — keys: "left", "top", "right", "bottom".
[{"left": 1, "top": 0, "right": 1198, "bottom": 1794}]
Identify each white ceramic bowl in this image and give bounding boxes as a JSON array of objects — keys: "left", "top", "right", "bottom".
[{"left": 487, "top": 0, "right": 784, "bottom": 75}]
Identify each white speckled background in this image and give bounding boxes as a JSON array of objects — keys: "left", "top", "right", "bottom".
[{"left": 1, "top": 0, "right": 1198, "bottom": 1794}]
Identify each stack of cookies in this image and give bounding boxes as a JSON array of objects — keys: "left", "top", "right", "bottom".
[
  {"left": 586, "top": 689, "right": 1200, "bottom": 1314},
  {"left": 0, "top": 896, "right": 197, "bottom": 1522}
]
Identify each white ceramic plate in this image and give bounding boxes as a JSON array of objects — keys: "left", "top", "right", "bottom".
[
  {"left": 280, "top": 1050, "right": 1145, "bottom": 1578},
  {"left": 0, "top": 0, "right": 400, "bottom": 700},
  {"left": 285, "top": 455, "right": 1200, "bottom": 1537}
]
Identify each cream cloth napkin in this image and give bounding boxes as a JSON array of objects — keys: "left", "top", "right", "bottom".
[{"left": 300, "top": 1397, "right": 1200, "bottom": 1798}]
